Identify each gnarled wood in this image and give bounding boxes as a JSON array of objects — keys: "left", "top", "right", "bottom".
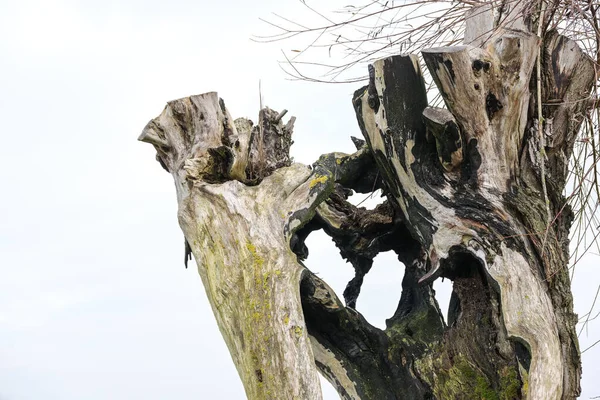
[
  {"left": 141, "top": 93, "right": 332, "bottom": 399},
  {"left": 353, "top": 53, "right": 563, "bottom": 398},
  {"left": 423, "top": 107, "right": 463, "bottom": 172},
  {"left": 141, "top": 3, "right": 595, "bottom": 399}
]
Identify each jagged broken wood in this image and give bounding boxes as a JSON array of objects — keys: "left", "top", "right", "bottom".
[{"left": 140, "top": 3, "right": 595, "bottom": 399}]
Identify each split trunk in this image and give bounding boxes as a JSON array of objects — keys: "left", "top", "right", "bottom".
[{"left": 140, "top": 4, "right": 596, "bottom": 399}]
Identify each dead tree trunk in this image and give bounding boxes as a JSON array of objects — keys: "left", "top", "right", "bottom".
[{"left": 140, "top": 4, "right": 595, "bottom": 399}]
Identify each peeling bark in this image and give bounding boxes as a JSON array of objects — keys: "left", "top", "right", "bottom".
[{"left": 140, "top": 4, "right": 595, "bottom": 399}]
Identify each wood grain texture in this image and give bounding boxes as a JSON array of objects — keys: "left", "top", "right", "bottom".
[{"left": 140, "top": 3, "right": 595, "bottom": 398}]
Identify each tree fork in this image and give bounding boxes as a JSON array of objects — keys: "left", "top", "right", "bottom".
[{"left": 140, "top": 4, "right": 595, "bottom": 399}]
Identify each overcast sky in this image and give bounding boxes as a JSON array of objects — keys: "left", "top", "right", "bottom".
[{"left": 0, "top": 0, "right": 598, "bottom": 399}]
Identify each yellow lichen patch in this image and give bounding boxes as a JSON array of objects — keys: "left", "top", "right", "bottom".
[
  {"left": 309, "top": 174, "right": 328, "bottom": 189},
  {"left": 283, "top": 315, "right": 290, "bottom": 325},
  {"left": 246, "top": 242, "right": 265, "bottom": 267},
  {"left": 262, "top": 272, "right": 271, "bottom": 288},
  {"left": 293, "top": 325, "right": 303, "bottom": 338}
]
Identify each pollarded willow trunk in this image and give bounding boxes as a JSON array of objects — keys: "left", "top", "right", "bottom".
[{"left": 140, "top": 3, "right": 595, "bottom": 399}]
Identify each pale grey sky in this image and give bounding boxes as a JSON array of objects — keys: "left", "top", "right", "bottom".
[{"left": 0, "top": 0, "right": 598, "bottom": 399}]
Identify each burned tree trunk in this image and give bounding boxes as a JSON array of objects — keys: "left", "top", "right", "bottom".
[{"left": 140, "top": 4, "right": 595, "bottom": 399}]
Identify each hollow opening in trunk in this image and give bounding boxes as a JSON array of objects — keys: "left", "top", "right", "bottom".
[
  {"left": 433, "top": 278, "right": 453, "bottom": 325},
  {"left": 303, "top": 230, "right": 354, "bottom": 304},
  {"left": 348, "top": 188, "right": 386, "bottom": 210},
  {"left": 318, "top": 374, "right": 340, "bottom": 400},
  {"left": 302, "top": 229, "right": 406, "bottom": 329},
  {"left": 356, "top": 250, "right": 405, "bottom": 329}
]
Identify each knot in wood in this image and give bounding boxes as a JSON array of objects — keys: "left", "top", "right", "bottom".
[{"left": 472, "top": 59, "right": 491, "bottom": 73}]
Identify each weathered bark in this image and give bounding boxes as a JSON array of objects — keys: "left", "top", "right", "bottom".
[
  {"left": 140, "top": 93, "right": 334, "bottom": 399},
  {"left": 140, "top": 4, "right": 596, "bottom": 399}
]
